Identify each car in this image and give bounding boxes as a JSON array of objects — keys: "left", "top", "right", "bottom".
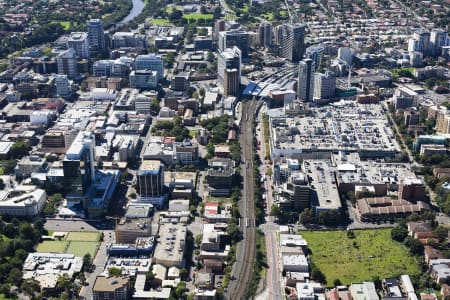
[{"left": 80, "top": 226, "right": 85, "bottom": 229}]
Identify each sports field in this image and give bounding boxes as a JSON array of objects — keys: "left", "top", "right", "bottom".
[
  {"left": 300, "top": 229, "right": 421, "bottom": 286},
  {"left": 66, "top": 241, "right": 99, "bottom": 257},
  {"left": 36, "top": 240, "right": 68, "bottom": 253},
  {"left": 36, "top": 231, "right": 101, "bottom": 257},
  {"left": 67, "top": 231, "right": 101, "bottom": 242}
]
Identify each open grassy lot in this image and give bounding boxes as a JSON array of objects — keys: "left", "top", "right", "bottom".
[
  {"left": 67, "top": 231, "right": 101, "bottom": 242},
  {"left": 301, "top": 229, "right": 421, "bottom": 286},
  {"left": 66, "top": 241, "right": 98, "bottom": 257},
  {"left": 50, "top": 21, "right": 71, "bottom": 30},
  {"left": 183, "top": 13, "right": 214, "bottom": 20},
  {"left": 151, "top": 18, "right": 172, "bottom": 26},
  {"left": 36, "top": 240, "right": 68, "bottom": 253}
]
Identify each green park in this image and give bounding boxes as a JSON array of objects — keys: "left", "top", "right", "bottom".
[{"left": 300, "top": 229, "right": 421, "bottom": 286}]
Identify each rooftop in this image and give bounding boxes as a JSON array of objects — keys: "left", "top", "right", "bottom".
[
  {"left": 93, "top": 276, "right": 129, "bottom": 292},
  {"left": 269, "top": 101, "right": 400, "bottom": 157}
]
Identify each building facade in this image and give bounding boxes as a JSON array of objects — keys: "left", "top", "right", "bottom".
[
  {"left": 279, "top": 23, "right": 306, "bottom": 63},
  {"left": 87, "top": 19, "right": 106, "bottom": 52},
  {"left": 217, "top": 47, "right": 241, "bottom": 97},
  {"left": 298, "top": 58, "right": 315, "bottom": 101}
]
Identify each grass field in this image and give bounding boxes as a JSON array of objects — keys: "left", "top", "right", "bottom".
[
  {"left": 51, "top": 21, "right": 71, "bottom": 30},
  {"left": 66, "top": 241, "right": 98, "bottom": 257},
  {"left": 37, "top": 231, "right": 100, "bottom": 257},
  {"left": 151, "top": 18, "right": 172, "bottom": 26},
  {"left": 183, "top": 13, "right": 214, "bottom": 20},
  {"left": 67, "top": 231, "right": 101, "bottom": 242},
  {"left": 301, "top": 229, "right": 421, "bottom": 286},
  {"left": 189, "top": 130, "right": 197, "bottom": 138},
  {"left": 36, "top": 240, "right": 68, "bottom": 253}
]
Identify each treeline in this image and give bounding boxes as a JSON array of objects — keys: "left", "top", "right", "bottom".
[{"left": 0, "top": 217, "right": 46, "bottom": 298}]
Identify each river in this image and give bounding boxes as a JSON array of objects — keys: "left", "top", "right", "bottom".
[{"left": 119, "top": 0, "right": 146, "bottom": 24}]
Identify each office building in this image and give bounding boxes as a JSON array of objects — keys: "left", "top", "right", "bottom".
[
  {"left": 63, "top": 131, "right": 96, "bottom": 204},
  {"left": 67, "top": 32, "right": 90, "bottom": 58},
  {"left": 313, "top": 71, "right": 336, "bottom": 100},
  {"left": 93, "top": 276, "right": 130, "bottom": 300},
  {"left": 409, "top": 51, "right": 423, "bottom": 67},
  {"left": 0, "top": 185, "right": 46, "bottom": 216},
  {"left": 135, "top": 54, "right": 164, "bottom": 81},
  {"left": 430, "top": 29, "right": 448, "bottom": 57},
  {"left": 218, "top": 31, "right": 249, "bottom": 57},
  {"left": 171, "top": 73, "right": 189, "bottom": 91},
  {"left": 337, "top": 47, "right": 355, "bottom": 66},
  {"left": 408, "top": 29, "right": 431, "bottom": 56},
  {"left": 153, "top": 223, "right": 187, "bottom": 267},
  {"left": 93, "top": 60, "right": 113, "bottom": 77},
  {"left": 277, "top": 172, "right": 311, "bottom": 211},
  {"left": 217, "top": 47, "right": 241, "bottom": 96},
  {"left": 115, "top": 218, "right": 152, "bottom": 244},
  {"left": 54, "top": 74, "right": 73, "bottom": 98},
  {"left": 279, "top": 23, "right": 306, "bottom": 63},
  {"left": 398, "top": 178, "right": 426, "bottom": 202},
  {"left": 57, "top": 49, "right": 78, "bottom": 78},
  {"left": 305, "top": 46, "right": 325, "bottom": 71},
  {"left": 206, "top": 158, "right": 235, "bottom": 197},
  {"left": 175, "top": 140, "right": 199, "bottom": 164},
  {"left": 136, "top": 160, "right": 165, "bottom": 207},
  {"left": 258, "top": 22, "right": 273, "bottom": 48},
  {"left": 129, "top": 70, "right": 158, "bottom": 90},
  {"left": 298, "top": 58, "right": 314, "bottom": 101},
  {"left": 214, "top": 19, "right": 226, "bottom": 41},
  {"left": 87, "top": 19, "right": 106, "bottom": 52},
  {"left": 111, "top": 32, "right": 147, "bottom": 49}
]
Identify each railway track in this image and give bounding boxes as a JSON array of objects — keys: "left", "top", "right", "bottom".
[{"left": 228, "top": 100, "right": 258, "bottom": 300}]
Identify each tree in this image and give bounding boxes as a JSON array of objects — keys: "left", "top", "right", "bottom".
[
  {"left": 0, "top": 160, "right": 16, "bottom": 174},
  {"left": 434, "top": 225, "right": 449, "bottom": 242},
  {"left": 334, "top": 279, "right": 342, "bottom": 286},
  {"left": 270, "top": 204, "right": 280, "bottom": 217},
  {"left": 180, "top": 268, "right": 188, "bottom": 279},
  {"left": 10, "top": 139, "right": 29, "bottom": 159},
  {"left": 391, "top": 224, "right": 408, "bottom": 242},
  {"left": 299, "top": 208, "right": 315, "bottom": 224},
  {"left": 227, "top": 222, "right": 241, "bottom": 243},
  {"left": 83, "top": 253, "right": 93, "bottom": 272},
  {"left": 311, "top": 267, "right": 326, "bottom": 284},
  {"left": 168, "top": 9, "right": 183, "bottom": 22},
  {"left": 405, "top": 237, "right": 424, "bottom": 255},
  {"left": 150, "top": 98, "right": 160, "bottom": 115},
  {"left": 6, "top": 268, "right": 22, "bottom": 285}
]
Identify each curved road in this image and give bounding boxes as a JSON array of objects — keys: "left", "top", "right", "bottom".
[{"left": 227, "top": 100, "right": 258, "bottom": 300}]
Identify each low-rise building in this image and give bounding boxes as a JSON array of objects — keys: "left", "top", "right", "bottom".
[
  {"left": 349, "top": 282, "right": 379, "bottom": 300},
  {"left": 281, "top": 254, "right": 308, "bottom": 272},
  {"left": 115, "top": 218, "right": 152, "bottom": 244},
  {"left": 356, "top": 197, "right": 430, "bottom": 222},
  {"left": 0, "top": 185, "right": 46, "bottom": 216},
  {"left": 153, "top": 222, "right": 187, "bottom": 267},
  {"left": 22, "top": 253, "right": 83, "bottom": 291},
  {"left": 93, "top": 276, "right": 131, "bottom": 300}
]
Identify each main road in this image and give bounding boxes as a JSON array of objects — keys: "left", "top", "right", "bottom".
[{"left": 227, "top": 100, "right": 258, "bottom": 300}]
